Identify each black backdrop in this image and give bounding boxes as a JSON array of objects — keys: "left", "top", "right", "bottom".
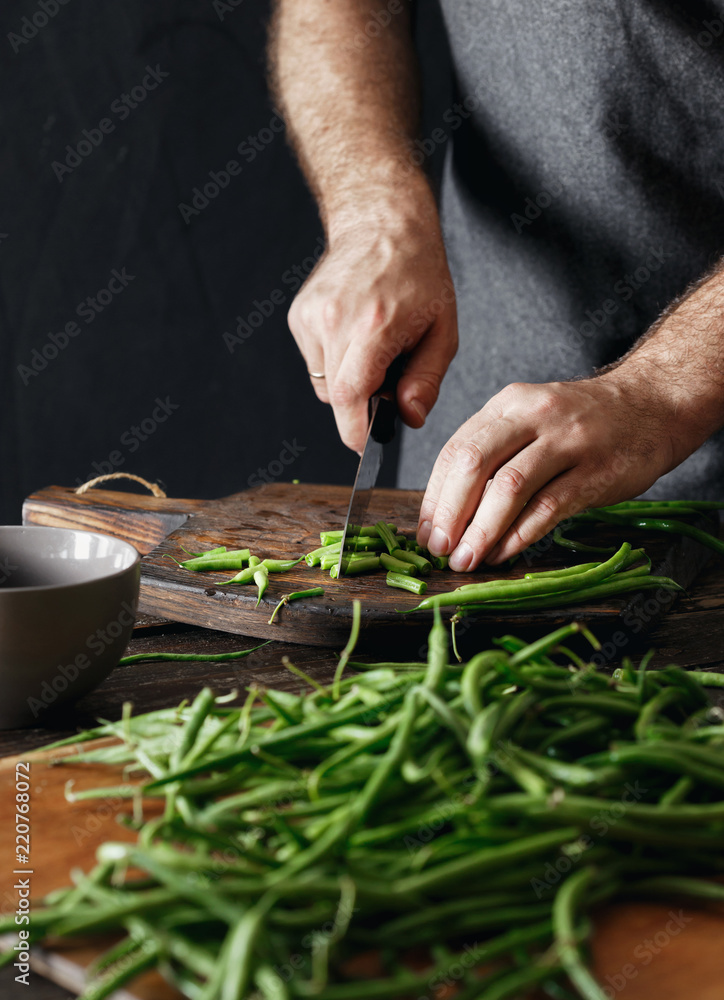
[{"left": 0, "top": 0, "right": 450, "bottom": 523}]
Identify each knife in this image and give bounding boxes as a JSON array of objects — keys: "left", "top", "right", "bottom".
[{"left": 336, "top": 362, "right": 402, "bottom": 577}]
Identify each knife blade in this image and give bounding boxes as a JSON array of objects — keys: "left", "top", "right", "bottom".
[{"left": 336, "top": 386, "right": 399, "bottom": 577}]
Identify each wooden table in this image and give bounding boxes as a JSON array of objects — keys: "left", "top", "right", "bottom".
[{"left": 2, "top": 556, "right": 724, "bottom": 1000}]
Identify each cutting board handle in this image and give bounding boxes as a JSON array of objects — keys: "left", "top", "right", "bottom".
[{"left": 23, "top": 485, "right": 204, "bottom": 554}]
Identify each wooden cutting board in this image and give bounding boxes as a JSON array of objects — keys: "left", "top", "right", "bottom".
[
  {"left": 2, "top": 745, "right": 723, "bottom": 1000},
  {"left": 22, "top": 483, "right": 713, "bottom": 650}
]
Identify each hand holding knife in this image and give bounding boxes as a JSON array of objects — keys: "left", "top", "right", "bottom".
[{"left": 336, "top": 357, "right": 405, "bottom": 577}]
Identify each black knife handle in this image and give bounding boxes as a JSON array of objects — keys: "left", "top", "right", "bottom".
[{"left": 370, "top": 354, "right": 406, "bottom": 444}]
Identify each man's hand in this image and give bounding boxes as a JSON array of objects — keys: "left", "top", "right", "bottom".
[
  {"left": 288, "top": 203, "right": 458, "bottom": 453},
  {"left": 417, "top": 374, "right": 678, "bottom": 569},
  {"left": 271, "top": 1, "right": 458, "bottom": 450},
  {"left": 419, "top": 257, "right": 724, "bottom": 570}
]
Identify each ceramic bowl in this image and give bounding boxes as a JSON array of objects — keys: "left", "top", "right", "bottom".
[{"left": 0, "top": 526, "right": 140, "bottom": 728}]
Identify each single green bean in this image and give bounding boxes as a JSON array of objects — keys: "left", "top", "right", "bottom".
[
  {"left": 461, "top": 651, "right": 505, "bottom": 718},
  {"left": 253, "top": 563, "right": 269, "bottom": 606},
  {"left": 321, "top": 524, "right": 396, "bottom": 544},
  {"left": 118, "top": 640, "right": 271, "bottom": 665},
  {"left": 596, "top": 503, "right": 707, "bottom": 519},
  {"left": 392, "top": 827, "right": 580, "bottom": 896},
  {"left": 181, "top": 545, "right": 227, "bottom": 558},
  {"left": 524, "top": 561, "right": 600, "bottom": 580},
  {"left": 219, "top": 897, "right": 273, "bottom": 1000},
  {"left": 634, "top": 686, "right": 687, "bottom": 741},
  {"left": 218, "top": 565, "right": 258, "bottom": 586},
  {"left": 262, "top": 557, "right": 304, "bottom": 572},
  {"left": 597, "top": 499, "right": 724, "bottom": 511},
  {"left": 379, "top": 552, "right": 418, "bottom": 575},
  {"left": 171, "top": 686, "right": 216, "bottom": 770},
  {"left": 254, "top": 964, "right": 290, "bottom": 1000},
  {"left": 624, "top": 875, "right": 724, "bottom": 903},
  {"left": 552, "top": 529, "right": 616, "bottom": 554},
  {"left": 553, "top": 867, "right": 610, "bottom": 1000},
  {"left": 80, "top": 940, "right": 160, "bottom": 1000},
  {"left": 330, "top": 555, "right": 381, "bottom": 577},
  {"left": 687, "top": 670, "right": 724, "bottom": 687},
  {"left": 332, "top": 599, "right": 361, "bottom": 700},
  {"left": 375, "top": 520, "right": 402, "bottom": 555},
  {"left": 385, "top": 571, "right": 427, "bottom": 595},
  {"left": 179, "top": 549, "right": 251, "bottom": 571},
  {"left": 658, "top": 775, "right": 693, "bottom": 807},
  {"left": 392, "top": 548, "right": 432, "bottom": 575},
  {"left": 268, "top": 587, "right": 325, "bottom": 624}
]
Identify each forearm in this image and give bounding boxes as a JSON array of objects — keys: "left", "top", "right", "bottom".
[
  {"left": 270, "top": 2, "right": 457, "bottom": 453},
  {"left": 269, "top": 0, "right": 437, "bottom": 236},
  {"left": 599, "top": 260, "right": 724, "bottom": 469}
]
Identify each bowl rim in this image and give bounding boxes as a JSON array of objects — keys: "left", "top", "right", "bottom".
[{"left": 0, "top": 525, "right": 140, "bottom": 593}]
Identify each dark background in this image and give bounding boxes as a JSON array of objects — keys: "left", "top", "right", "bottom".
[{"left": 1, "top": 0, "right": 450, "bottom": 523}]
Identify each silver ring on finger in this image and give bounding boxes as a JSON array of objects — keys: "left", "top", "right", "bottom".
[{"left": 308, "top": 371, "right": 326, "bottom": 379}]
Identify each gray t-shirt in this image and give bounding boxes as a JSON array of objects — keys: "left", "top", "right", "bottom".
[{"left": 398, "top": 1, "right": 724, "bottom": 498}]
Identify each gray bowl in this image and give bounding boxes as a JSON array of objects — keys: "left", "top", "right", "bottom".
[{"left": 0, "top": 526, "right": 140, "bottom": 728}]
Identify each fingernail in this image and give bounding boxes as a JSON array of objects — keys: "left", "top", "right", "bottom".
[
  {"left": 449, "top": 541, "right": 474, "bottom": 572},
  {"left": 410, "top": 398, "right": 427, "bottom": 426},
  {"left": 418, "top": 520, "right": 432, "bottom": 546},
  {"left": 428, "top": 526, "right": 449, "bottom": 555}
]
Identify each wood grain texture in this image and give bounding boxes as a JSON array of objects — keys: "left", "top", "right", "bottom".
[
  {"left": 22, "top": 486, "right": 200, "bottom": 555},
  {"left": 0, "top": 746, "right": 174, "bottom": 1000},
  {"left": 21, "top": 484, "right": 715, "bottom": 650}
]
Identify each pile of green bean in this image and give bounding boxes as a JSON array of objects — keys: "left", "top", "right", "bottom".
[
  {"left": 8, "top": 615, "right": 724, "bottom": 1000},
  {"left": 305, "top": 502, "right": 724, "bottom": 596},
  {"left": 305, "top": 521, "right": 442, "bottom": 595},
  {"left": 170, "top": 500, "right": 723, "bottom": 618},
  {"left": 410, "top": 541, "right": 682, "bottom": 618},
  {"left": 553, "top": 499, "right": 724, "bottom": 556},
  {"left": 167, "top": 546, "right": 306, "bottom": 607}
]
